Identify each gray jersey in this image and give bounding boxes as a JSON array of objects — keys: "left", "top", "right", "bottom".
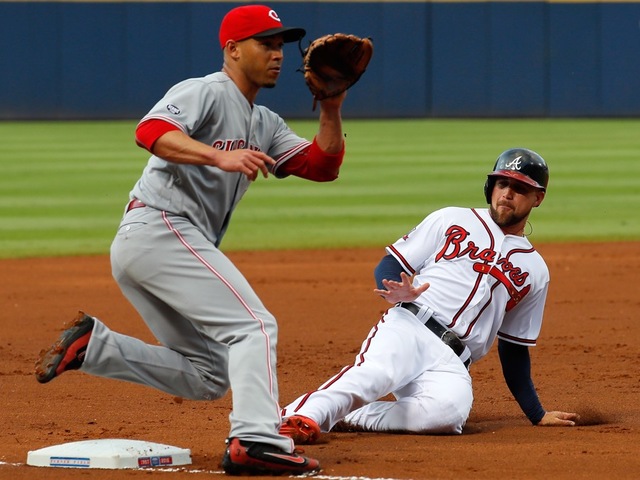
[{"left": 132, "top": 71, "right": 310, "bottom": 246}]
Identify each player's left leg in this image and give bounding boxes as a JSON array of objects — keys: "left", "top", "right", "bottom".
[
  {"left": 342, "top": 358, "right": 472, "bottom": 434},
  {"left": 282, "top": 307, "right": 458, "bottom": 434}
]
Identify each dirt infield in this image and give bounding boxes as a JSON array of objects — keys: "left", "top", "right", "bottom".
[{"left": 1, "top": 242, "right": 639, "bottom": 479}]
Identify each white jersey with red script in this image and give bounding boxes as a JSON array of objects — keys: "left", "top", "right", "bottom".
[
  {"left": 388, "top": 206, "right": 549, "bottom": 362},
  {"left": 282, "top": 206, "right": 549, "bottom": 434}
]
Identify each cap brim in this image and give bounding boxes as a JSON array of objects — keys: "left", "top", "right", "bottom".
[
  {"left": 489, "top": 170, "right": 545, "bottom": 190},
  {"left": 253, "top": 26, "right": 306, "bottom": 43}
]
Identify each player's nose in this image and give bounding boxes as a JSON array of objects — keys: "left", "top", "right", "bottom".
[{"left": 500, "top": 186, "right": 515, "bottom": 199}]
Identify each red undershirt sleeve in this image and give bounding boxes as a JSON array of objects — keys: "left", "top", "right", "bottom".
[
  {"left": 135, "top": 119, "right": 181, "bottom": 152},
  {"left": 278, "top": 136, "right": 345, "bottom": 182}
]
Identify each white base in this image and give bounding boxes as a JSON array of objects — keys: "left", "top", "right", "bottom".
[{"left": 26, "top": 438, "right": 192, "bottom": 469}]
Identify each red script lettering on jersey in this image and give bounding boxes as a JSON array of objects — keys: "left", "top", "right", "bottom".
[
  {"left": 435, "top": 226, "right": 497, "bottom": 263},
  {"left": 212, "top": 139, "right": 263, "bottom": 152},
  {"left": 496, "top": 257, "right": 529, "bottom": 287},
  {"left": 436, "top": 225, "right": 532, "bottom": 310}
]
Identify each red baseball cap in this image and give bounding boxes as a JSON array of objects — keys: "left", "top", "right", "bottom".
[{"left": 219, "top": 5, "right": 306, "bottom": 49}]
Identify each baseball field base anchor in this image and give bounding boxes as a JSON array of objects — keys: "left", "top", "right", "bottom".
[{"left": 26, "top": 438, "right": 192, "bottom": 469}]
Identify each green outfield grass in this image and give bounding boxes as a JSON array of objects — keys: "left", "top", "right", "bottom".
[{"left": 1, "top": 118, "right": 638, "bottom": 259}]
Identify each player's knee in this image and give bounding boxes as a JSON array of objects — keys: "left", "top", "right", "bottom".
[
  {"left": 189, "top": 381, "right": 230, "bottom": 401},
  {"left": 234, "top": 312, "right": 278, "bottom": 338},
  {"left": 408, "top": 398, "right": 471, "bottom": 435},
  {"left": 179, "top": 370, "right": 230, "bottom": 401},
  {"left": 201, "top": 387, "right": 229, "bottom": 401},
  {"left": 413, "top": 411, "right": 468, "bottom": 434}
]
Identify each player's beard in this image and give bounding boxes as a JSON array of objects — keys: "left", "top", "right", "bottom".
[{"left": 489, "top": 204, "right": 528, "bottom": 229}]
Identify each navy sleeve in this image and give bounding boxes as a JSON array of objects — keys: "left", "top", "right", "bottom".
[
  {"left": 498, "top": 339, "right": 546, "bottom": 425},
  {"left": 374, "top": 254, "right": 405, "bottom": 289}
]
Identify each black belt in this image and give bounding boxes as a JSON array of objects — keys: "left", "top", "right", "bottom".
[
  {"left": 126, "top": 198, "right": 146, "bottom": 213},
  {"left": 398, "top": 302, "right": 471, "bottom": 369}
]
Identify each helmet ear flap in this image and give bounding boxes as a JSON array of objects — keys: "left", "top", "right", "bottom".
[{"left": 483, "top": 177, "right": 494, "bottom": 204}]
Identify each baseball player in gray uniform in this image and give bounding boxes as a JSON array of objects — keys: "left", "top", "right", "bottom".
[
  {"left": 34, "top": 4, "right": 347, "bottom": 476},
  {"left": 280, "top": 148, "right": 580, "bottom": 445}
]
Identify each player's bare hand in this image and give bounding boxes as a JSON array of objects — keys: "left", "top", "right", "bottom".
[
  {"left": 374, "top": 272, "right": 430, "bottom": 304},
  {"left": 536, "top": 411, "right": 580, "bottom": 427},
  {"left": 215, "top": 149, "right": 276, "bottom": 181}
]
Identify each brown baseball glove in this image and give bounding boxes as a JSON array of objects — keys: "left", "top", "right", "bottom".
[{"left": 302, "top": 33, "right": 373, "bottom": 108}]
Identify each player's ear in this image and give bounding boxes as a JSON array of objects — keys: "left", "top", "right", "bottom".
[
  {"left": 533, "top": 190, "right": 545, "bottom": 208},
  {"left": 224, "top": 40, "right": 241, "bottom": 60}
]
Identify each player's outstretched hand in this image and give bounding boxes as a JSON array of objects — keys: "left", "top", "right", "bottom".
[
  {"left": 215, "top": 149, "right": 276, "bottom": 181},
  {"left": 374, "top": 272, "right": 430, "bottom": 304},
  {"left": 537, "top": 411, "right": 580, "bottom": 427}
]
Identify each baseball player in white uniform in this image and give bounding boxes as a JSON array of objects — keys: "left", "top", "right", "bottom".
[
  {"left": 280, "top": 148, "right": 580, "bottom": 445},
  {"left": 34, "top": 4, "right": 347, "bottom": 476}
]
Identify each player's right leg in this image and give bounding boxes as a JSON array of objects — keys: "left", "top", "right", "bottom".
[{"left": 281, "top": 307, "right": 444, "bottom": 443}]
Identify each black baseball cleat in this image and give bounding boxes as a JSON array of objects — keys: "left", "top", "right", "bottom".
[
  {"left": 221, "top": 437, "right": 320, "bottom": 476},
  {"left": 35, "top": 311, "right": 95, "bottom": 384}
]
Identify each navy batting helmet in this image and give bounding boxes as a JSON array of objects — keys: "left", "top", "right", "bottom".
[{"left": 483, "top": 148, "right": 549, "bottom": 203}]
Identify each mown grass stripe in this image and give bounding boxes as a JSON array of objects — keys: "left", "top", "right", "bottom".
[{"left": 1, "top": 119, "right": 638, "bottom": 258}]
